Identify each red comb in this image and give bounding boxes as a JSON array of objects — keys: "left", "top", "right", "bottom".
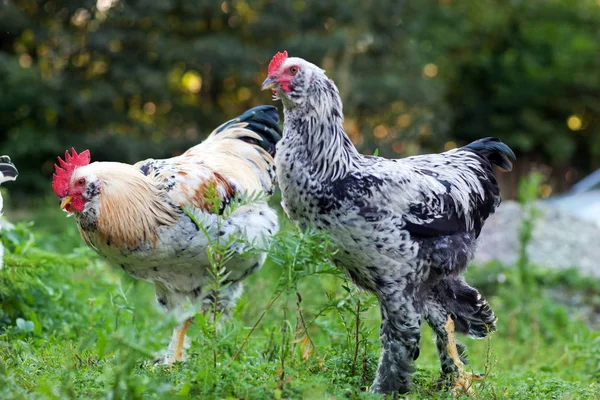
[
  {"left": 51, "top": 148, "right": 91, "bottom": 197},
  {"left": 268, "top": 50, "right": 288, "bottom": 76}
]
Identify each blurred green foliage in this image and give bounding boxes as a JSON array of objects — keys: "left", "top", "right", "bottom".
[
  {"left": 1, "top": 0, "right": 599, "bottom": 197},
  {"left": 1, "top": 207, "right": 599, "bottom": 398}
]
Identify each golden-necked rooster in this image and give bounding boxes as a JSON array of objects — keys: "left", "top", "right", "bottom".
[{"left": 52, "top": 106, "right": 281, "bottom": 364}]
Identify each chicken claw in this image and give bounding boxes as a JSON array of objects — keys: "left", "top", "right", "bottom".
[
  {"left": 172, "top": 318, "right": 192, "bottom": 363},
  {"left": 445, "top": 317, "right": 484, "bottom": 396}
]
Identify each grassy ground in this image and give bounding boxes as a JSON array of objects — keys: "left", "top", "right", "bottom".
[{"left": 1, "top": 199, "right": 599, "bottom": 399}]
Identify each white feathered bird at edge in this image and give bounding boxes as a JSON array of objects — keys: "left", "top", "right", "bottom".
[{"left": 0, "top": 156, "right": 18, "bottom": 270}]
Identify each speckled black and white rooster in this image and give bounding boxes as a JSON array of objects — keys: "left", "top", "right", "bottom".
[
  {"left": 52, "top": 106, "right": 280, "bottom": 364},
  {"left": 262, "top": 52, "right": 515, "bottom": 395}
]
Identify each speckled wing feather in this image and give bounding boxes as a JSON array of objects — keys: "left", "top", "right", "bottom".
[
  {"left": 134, "top": 156, "right": 234, "bottom": 213},
  {"left": 359, "top": 138, "right": 514, "bottom": 239}
]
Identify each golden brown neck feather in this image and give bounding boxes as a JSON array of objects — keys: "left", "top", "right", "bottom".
[
  {"left": 76, "top": 163, "right": 178, "bottom": 250},
  {"left": 186, "top": 127, "right": 276, "bottom": 194}
]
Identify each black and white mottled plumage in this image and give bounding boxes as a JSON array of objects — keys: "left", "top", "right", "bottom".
[
  {"left": 0, "top": 156, "right": 18, "bottom": 270},
  {"left": 263, "top": 55, "right": 514, "bottom": 394}
]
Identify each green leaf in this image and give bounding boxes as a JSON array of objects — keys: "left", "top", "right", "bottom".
[{"left": 16, "top": 318, "right": 34, "bottom": 332}]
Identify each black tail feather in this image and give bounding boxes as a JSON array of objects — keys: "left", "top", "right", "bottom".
[
  {"left": 436, "top": 276, "right": 497, "bottom": 339},
  {"left": 215, "top": 105, "right": 282, "bottom": 156},
  {"left": 0, "top": 156, "right": 18, "bottom": 184},
  {"left": 463, "top": 137, "right": 515, "bottom": 171}
]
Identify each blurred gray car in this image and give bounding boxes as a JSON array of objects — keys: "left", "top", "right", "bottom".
[{"left": 546, "top": 169, "right": 600, "bottom": 226}]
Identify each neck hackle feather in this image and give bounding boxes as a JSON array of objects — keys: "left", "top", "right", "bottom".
[{"left": 69, "top": 162, "right": 179, "bottom": 251}]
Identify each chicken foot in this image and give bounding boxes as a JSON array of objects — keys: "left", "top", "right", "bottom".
[
  {"left": 172, "top": 318, "right": 192, "bottom": 363},
  {"left": 444, "top": 317, "right": 484, "bottom": 396}
]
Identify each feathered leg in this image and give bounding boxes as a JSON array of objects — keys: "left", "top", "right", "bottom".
[
  {"left": 153, "top": 284, "right": 191, "bottom": 365},
  {"left": 370, "top": 287, "right": 422, "bottom": 394},
  {"left": 425, "top": 294, "right": 485, "bottom": 396},
  {"left": 153, "top": 280, "right": 245, "bottom": 365},
  {"left": 425, "top": 297, "right": 465, "bottom": 377},
  {"left": 201, "top": 281, "right": 244, "bottom": 321},
  {"left": 154, "top": 319, "right": 193, "bottom": 365}
]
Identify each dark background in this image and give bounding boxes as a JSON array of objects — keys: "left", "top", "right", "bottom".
[{"left": 1, "top": 0, "right": 599, "bottom": 199}]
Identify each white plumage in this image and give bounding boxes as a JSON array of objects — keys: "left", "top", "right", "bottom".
[
  {"left": 52, "top": 106, "right": 281, "bottom": 363},
  {"left": 0, "top": 156, "right": 18, "bottom": 270}
]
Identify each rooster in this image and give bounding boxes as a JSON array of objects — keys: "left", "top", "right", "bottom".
[
  {"left": 52, "top": 106, "right": 281, "bottom": 364},
  {"left": 262, "top": 52, "right": 514, "bottom": 395},
  {"left": 0, "top": 156, "right": 18, "bottom": 269}
]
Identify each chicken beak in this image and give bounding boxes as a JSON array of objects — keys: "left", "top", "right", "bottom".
[
  {"left": 261, "top": 76, "right": 278, "bottom": 91},
  {"left": 60, "top": 196, "right": 73, "bottom": 210}
]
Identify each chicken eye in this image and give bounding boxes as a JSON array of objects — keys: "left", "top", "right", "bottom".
[
  {"left": 289, "top": 66, "right": 299, "bottom": 75},
  {"left": 77, "top": 178, "right": 85, "bottom": 186}
]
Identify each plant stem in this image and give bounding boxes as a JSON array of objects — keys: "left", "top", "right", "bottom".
[
  {"left": 351, "top": 299, "right": 360, "bottom": 376},
  {"left": 230, "top": 288, "right": 285, "bottom": 363}
]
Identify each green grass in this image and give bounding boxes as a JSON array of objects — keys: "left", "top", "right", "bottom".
[{"left": 1, "top": 202, "right": 599, "bottom": 399}]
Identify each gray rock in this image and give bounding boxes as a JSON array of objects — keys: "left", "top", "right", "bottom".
[{"left": 474, "top": 200, "right": 600, "bottom": 278}]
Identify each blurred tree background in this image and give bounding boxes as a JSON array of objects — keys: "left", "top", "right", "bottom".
[{"left": 1, "top": 0, "right": 599, "bottom": 199}]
